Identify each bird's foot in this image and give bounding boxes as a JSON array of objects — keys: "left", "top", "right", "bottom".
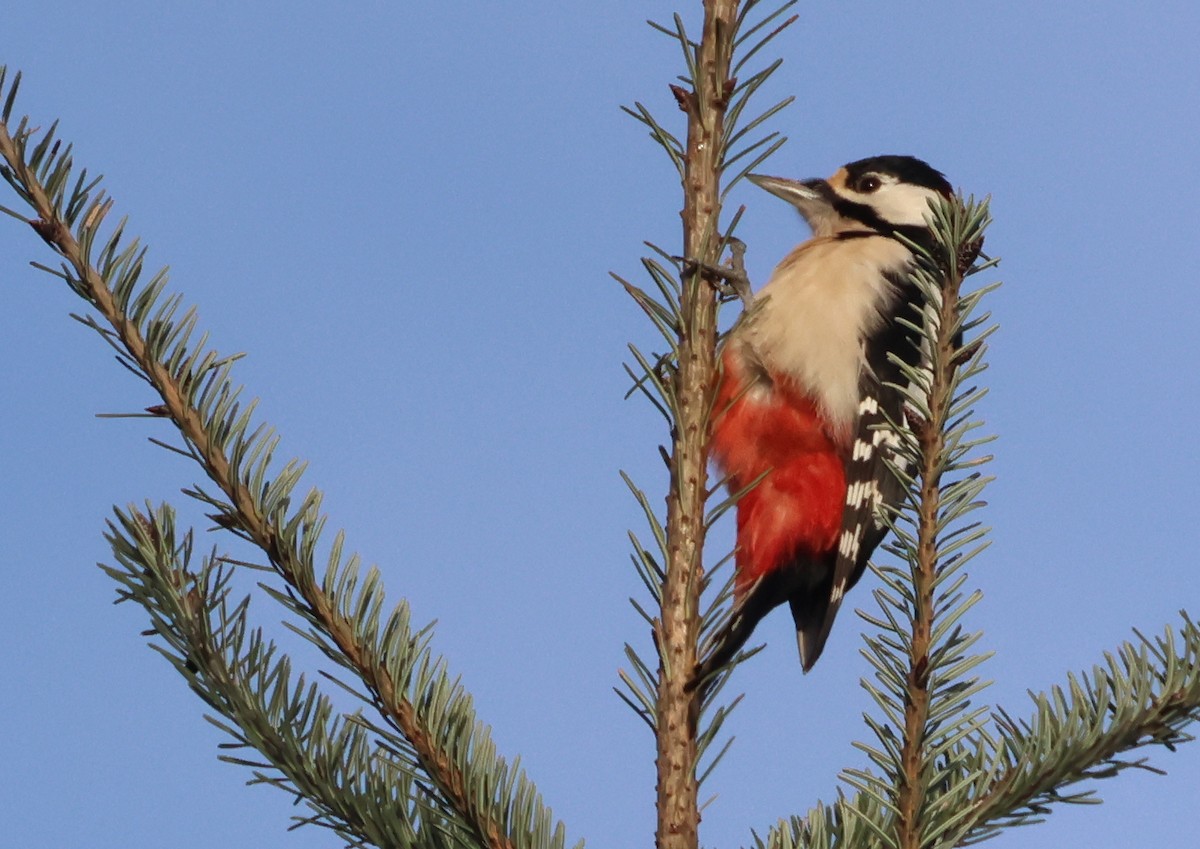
[{"left": 679, "top": 237, "right": 753, "bottom": 309}]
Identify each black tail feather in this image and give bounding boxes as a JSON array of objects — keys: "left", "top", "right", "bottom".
[
  {"left": 689, "top": 558, "right": 832, "bottom": 690},
  {"left": 789, "top": 564, "right": 838, "bottom": 671}
]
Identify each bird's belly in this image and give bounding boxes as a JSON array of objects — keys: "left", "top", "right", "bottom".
[{"left": 711, "top": 352, "right": 846, "bottom": 592}]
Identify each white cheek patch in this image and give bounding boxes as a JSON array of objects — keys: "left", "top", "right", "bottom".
[
  {"left": 875, "top": 183, "right": 941, "bottom": 226},
  {"left": 842, "top": 182, "right": 941, "bottom": 227}
]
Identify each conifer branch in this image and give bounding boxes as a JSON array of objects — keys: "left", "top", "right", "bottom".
[
  {"left": 766, "top": 615, "right": 1200, "bottom": 849},
  {"left": 830, "top": 198, "right": 995, "bottom": 849},
  {"left": 0, "top": 66, "right": 571, "bottom": 849},
  {"left": 614, "top": 3, "right": 797, "bottom": 848},
  {"left": 652, "top": 4, "right": 739, "bottom": 848},
  {"left": 891, "top": 199, "right": 987, "bottom": 849},
  {"left": 955, "top": 615, "right": 1200, "bottom": 844},
  {"left": 103, "top": 504, "right": 473, "bottom": 848}
]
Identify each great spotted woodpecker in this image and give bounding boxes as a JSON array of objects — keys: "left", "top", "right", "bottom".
[{"left": 694, "top": 155, "right": 953, "bottom": 685}]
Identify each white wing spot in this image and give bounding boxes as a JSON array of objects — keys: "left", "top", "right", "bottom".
[
  {"left": 846, "top": 480, "right": 880, "bottom": 508},
  {"left": 838, "top": 528, "right": 861, "bottom": 560}
]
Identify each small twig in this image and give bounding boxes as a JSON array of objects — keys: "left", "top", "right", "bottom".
[
  {"left": 670, "top": 83, "right": 697, "bottom": 115},
  {"left": 957, "top": 236, "right": 985, "bottom": 277},
  {"left": 29, "top": 215, "right": 68, "bottom": 245}
]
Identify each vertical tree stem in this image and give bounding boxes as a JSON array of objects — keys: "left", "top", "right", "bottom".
[
  {"left": 896, "top": 251, "right": 966, "bottom": 849},
  {"left": 655, "top": 4, "right": 738, "bottom": 849}
]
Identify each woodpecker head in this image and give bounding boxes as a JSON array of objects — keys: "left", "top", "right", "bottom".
[{"left": 748, "top": 155, "right": 952, "bottom": 239}]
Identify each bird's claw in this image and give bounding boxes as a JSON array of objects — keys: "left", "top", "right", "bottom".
[{"left": 679, "top": 237, "right": 753, "bottom": 308}]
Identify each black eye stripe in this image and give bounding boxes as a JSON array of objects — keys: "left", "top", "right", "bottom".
[
  {"left": 830, "top": 196, "right": 935, "bottom": 248},
  {"left": 832, "top": 196, "right": 887, "bottom": 230}
]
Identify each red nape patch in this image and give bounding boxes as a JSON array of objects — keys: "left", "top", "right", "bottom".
[{"left": 711, "top": 349, "right": 846, "bottom": 591}]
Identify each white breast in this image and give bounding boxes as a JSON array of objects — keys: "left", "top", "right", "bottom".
[{"left": 740, "top": 235, "right": 913, "bottom": 436}]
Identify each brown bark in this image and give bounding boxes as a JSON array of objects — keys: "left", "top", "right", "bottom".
[{"left": 655, "top": 5, "right": 739, "bottom": 849}]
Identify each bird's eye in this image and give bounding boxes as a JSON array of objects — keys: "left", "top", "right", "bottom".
[{"left": 857, "top": 175, "right": 882, "bottom": 193}]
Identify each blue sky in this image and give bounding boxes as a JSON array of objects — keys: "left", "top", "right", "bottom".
[{"left": 1, "top": 2, "right": 1198, "bottom": 847}]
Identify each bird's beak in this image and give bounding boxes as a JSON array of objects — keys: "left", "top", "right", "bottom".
[{"left": 747, "top": 174, "right": 836, "bottom": 233}]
